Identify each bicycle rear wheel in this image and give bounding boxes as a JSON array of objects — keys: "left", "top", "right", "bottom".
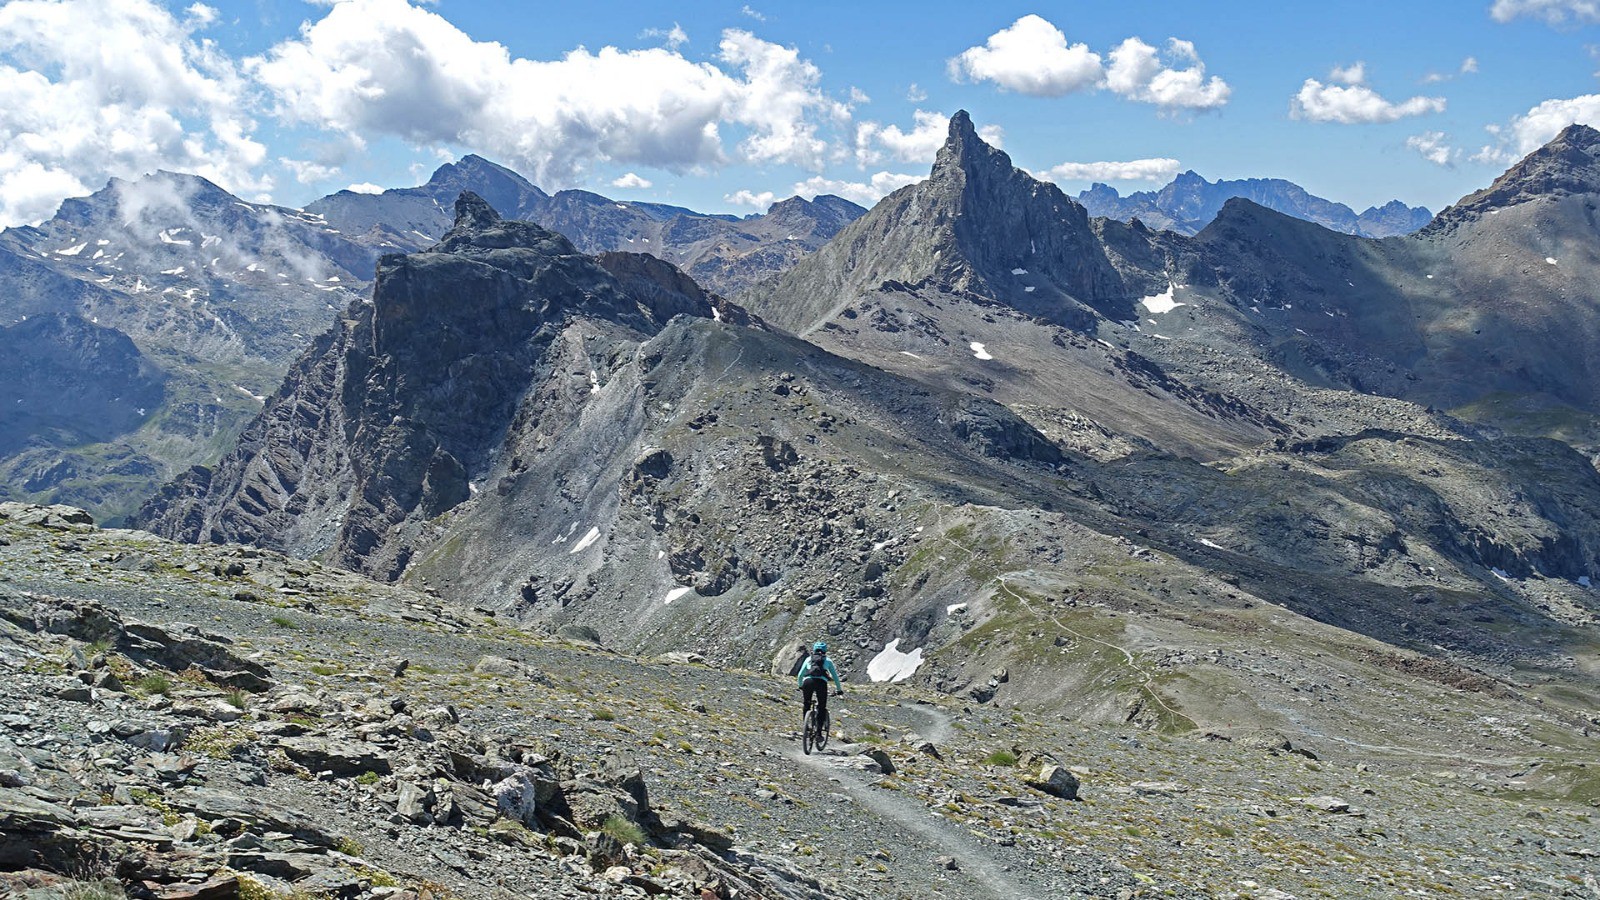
[
  {"left": 817, "top": 712, "right": 830, "bottom": 751},
  {"left": 801, "top": 709, "right": 816, "bottom": 755}
]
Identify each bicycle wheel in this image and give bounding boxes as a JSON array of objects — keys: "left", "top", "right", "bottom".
[
  {"left": 817, "top": 712, "right": 829, "bottom": 751},
  {"left": 801, "top": 709, "right": 816, "bottom": 755}
]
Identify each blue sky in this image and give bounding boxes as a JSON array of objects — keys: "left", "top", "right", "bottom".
[{"left": 1, "top": 0, "right": 1598, "bottom": 227}]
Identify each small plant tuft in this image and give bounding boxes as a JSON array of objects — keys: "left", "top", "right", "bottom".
[
  {"left": 982, "top": 749, "right": 1019, "bottom": 767},
  {"left": 601, "top": 814, "right": 648, "bottom": 847},
  {"left": 269, "top": 615, "right": 297, "bottom": 629},
  {"left": 133, "top": 673, "right": 172, "bottom": 696}
]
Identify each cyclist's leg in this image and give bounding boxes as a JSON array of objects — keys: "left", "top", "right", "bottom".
[{"left": 801, "top": 679, "right": 819, "bottom": 715}]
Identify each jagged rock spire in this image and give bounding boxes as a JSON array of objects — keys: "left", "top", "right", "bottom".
[{"left": 453, "top": 191, "right": 502, "bottom": 230}]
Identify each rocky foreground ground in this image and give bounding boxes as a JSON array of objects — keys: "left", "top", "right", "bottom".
[{"left": 2, "top": 503, "right": 1598, "bottom": 899}]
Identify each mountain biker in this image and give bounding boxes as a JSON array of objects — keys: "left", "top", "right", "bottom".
[{"left": 797, "top": 640, "right": 844, "bottom": 735}]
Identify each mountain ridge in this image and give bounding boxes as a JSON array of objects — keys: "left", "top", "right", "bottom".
[{"left": 1078, "top": 169, "right": 1432, "bottom": 237}]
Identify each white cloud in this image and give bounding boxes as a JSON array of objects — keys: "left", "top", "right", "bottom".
[
  {"left": 1104, "top": 37, "right": 1230, "bottom": 110},
  {"left": 345, "top": 182, "right": 384, "bottom": 194},
  {"left": 1291, "top": 66, "right": 1446, "bottom": 124},
  {"left": 1406, "top": 131, "right": 1458, "bottom": 166},
  {"left": 0, "top": 0, "right": 269, "bottom": 227},
  {"left": 791, "top": 171, "right": 922, "bottom": 206},
  {"left": 725, "top": 188, "right": 774, "bottom": 209},
  {"left": 612, "top": 172, "right": 652, "bottom": 189},
  {"left": 281, "top": 158, "right": 338, "bottom": 184},
  {"left": 249, "top": 0, "right": 844, "bottom": 189},
  {"left": 1481, "top": 93, "right": 1600, "bottom": 160},
  {"left": 1043, "top": 158, "right": 1183, "bottom": 183},
  {"left": 1330, "top": 62, "right": 1366, "bottom": 85},
  {"left": 1424, "top": 56, "right": 1479, "bottom": 83},
  {"left": 948, "top": 14, "right": 1103, "bottom": 97},
  {"left": 1490, "top": 0, "right": 1600, "bottom": 24},
  {"left": 641, "top": 24, "right": 688, "bottom": 50},
  {"left": 855, "top": 110, "right": 1004, "bottom": 165},
  {"left": 740, "top": 4, "right": 765, "bottom": 21},
  {"left": 849, "top": 86, "right": 870, "bottom": 104},
  {"left": 906, "top": 83, "right": 927, "bottom": 102}
]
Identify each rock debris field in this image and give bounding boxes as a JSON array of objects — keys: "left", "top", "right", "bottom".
[{"left": 2, "top": 504, "right": 1598, "bottom": 899}]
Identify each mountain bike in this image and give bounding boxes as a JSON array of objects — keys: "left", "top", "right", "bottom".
[{"left": 801, "top": 704, "right": 830, "bottom": 755}]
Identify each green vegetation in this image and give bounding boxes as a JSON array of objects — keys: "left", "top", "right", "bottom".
[
  {"left": 132, "top": 673, "right": 172, "bottom": 696},
  {"left": 269, "top": 614, "right": 297, "bottom": 629},
  {"left": 982, "top": 749, "right": 1019, "bottom": 767},
  {"left": 601, "top": 814, "right": 648, "bottom": 846},
  {"left": 310, "top": 664, "right": 340, "bottom": 676}
]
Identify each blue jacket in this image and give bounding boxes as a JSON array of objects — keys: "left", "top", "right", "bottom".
[{"left": 798, "top": 654, "right": 842, "bottom": 690}]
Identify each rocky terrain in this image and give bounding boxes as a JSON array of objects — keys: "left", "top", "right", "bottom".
[
  {"left": 1077, "top": 172, "right": 1431, "bottom": 238},
  {"left": 5, "top": 504, "right": 1600, "bottom": 900}
]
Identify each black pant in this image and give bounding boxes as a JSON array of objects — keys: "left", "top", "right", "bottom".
[{"left": 801, "top": 677, "right": 830, "bottom": 724}]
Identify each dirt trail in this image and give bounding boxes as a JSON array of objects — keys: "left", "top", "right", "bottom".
[
  {"left": 776, "top": 695, "right": 1049, "bottom": 900},
  {"left": 782, "top": 738, "right": 1049, "bottom": 900}
]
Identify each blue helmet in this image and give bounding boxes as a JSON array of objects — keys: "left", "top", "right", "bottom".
[{"left": 812, "top": 641, "right": 828, "bottom": 652}]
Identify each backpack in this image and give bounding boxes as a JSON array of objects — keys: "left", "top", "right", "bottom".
[{"left": 805, "top": 649, "right": 828, "bottom": 679}]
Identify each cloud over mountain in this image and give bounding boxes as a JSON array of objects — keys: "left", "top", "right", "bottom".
[
  {"left": 0, "top": 0, "right": 268, "bottom": 226},
  {"left": 249, "top": 0, "right": 845, "bottom": 187},
  {"left": 950, "top": 15, "right": 1229, "bottom": 111}
]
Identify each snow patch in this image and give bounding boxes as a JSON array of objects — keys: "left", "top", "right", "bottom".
[
  {"left": 1491, "top": 567, "right": 1512, "bottom": 581},
  {"left": 1579, "top": 576, "right": 1592, "bottom": 588},
  {"left": 570, "top": 527, "right": 601, "bottom": 553},
  {"left": 56, "top": 243, "right": 86, "bottom": 256},
  {"left": 1140, "top": 283, "right": 1183, "bottom": 314},
  {"left": 1011, "top": 267, "right": 1028, "bottom": 275},
  {"left": 160, "top": 266, "right": 185, "bottom": 275},
  {"left": 231, "top": 384, "right": 266, "bottom": 403},
  {"left": 157, "top": 230, "right": 192, "bottom": 246},
  {"left": 664, "top": 586, "right": 693, "bottom": 605},
  {"left": 1198, "top": 538, "right": 1226, "bottom": 551},
  {"left": 1425, "top": 274, "right": 1434, "bottom": 279},
  {"left": 899, "top": 350, "right": 921, "bottom": 359},
  {"left": 867, "top": 639, "right": 925, "bottom": 683},
  {"left": 969, "top": 342, "right": 993, "bottom": 360},
  {"left": 588, "top": 370, "right": 601, "bottom": 394},
  {"left": 711, "top": 306, "right": 722, "bottom": 322},
  {"left": 1024, "top": 286, "right": 1035, "bottom": 292},
  {"left": 946, "top": 602, "right": 968, "bottom": 615},
  {"left": 1546, "top": 257, "right": 1558, "bottom": 265}
]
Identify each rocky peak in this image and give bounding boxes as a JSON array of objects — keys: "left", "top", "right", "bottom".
[
  {"left": 453, "top": 190, "right": 502, "bottom": 230},
  {"left": 1424, "top": 123, "right": 1600, "bottom": 234},
  {"left": 931, "top": 109, "right": 1010, "bottom": 185}
]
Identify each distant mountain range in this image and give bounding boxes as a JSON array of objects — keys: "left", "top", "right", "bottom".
[
  {"left": 307, "top": 155, "right": 866, "bottom": 298},
  {"left": 1077, "top": 171, "right": 1432, "bottom": 237}
]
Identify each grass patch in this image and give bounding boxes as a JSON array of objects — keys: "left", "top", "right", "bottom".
[
  {"left": 982, "top": 749, "right": 1019, "bottom": 767},
  {"left": 592, "top": 707, "right": 617, "bottom": 722},
  {"left": 132, "top": 673, "right": 172, "bottom": 696},
  {"left": 601, "top": 814, "right": 648, "bottom": 846},
  {"left": 309, "top": 664, "right": 340, "bottom": 677},
  {"left": 269, "top": 615, "right": 297, "bottom": 629}
]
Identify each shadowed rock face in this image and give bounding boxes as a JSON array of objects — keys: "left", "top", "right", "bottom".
[
  {"left": 0, "top": 314, "right": 166, "bottom": 456},
  {"left": 135, "top": 192, "right": 722, "bottom": 577}
]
